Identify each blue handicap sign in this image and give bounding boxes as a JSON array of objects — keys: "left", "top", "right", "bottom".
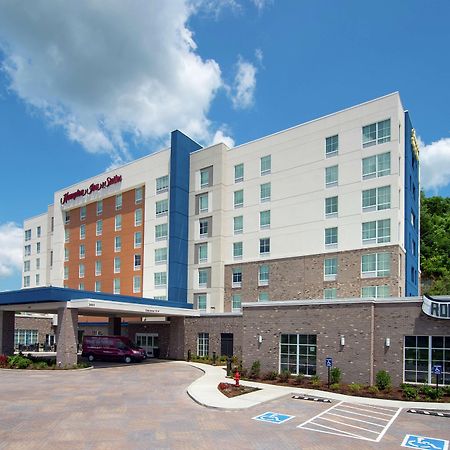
[
  {"left": 402, "top": 434, "right": 449, "bottom": 450},
  {"left": 325, "top": 357, "right": 333, "bottom": 368},
  {"left": 253, "top": 411, "right": 295, "bottom": 425},
  {"left": 433, "top": 365, "right": 442, "bottom": 375}
]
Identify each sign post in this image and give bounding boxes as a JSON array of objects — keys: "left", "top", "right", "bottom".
[
  {"left": 325, "top": 357, "right": 333, "bottom": 388},
  {"left": 433, "top": 365, "right": 442, "bottom": 395}
]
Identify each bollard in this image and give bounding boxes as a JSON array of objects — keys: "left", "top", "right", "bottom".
[
  {"left": 212, "top": 351, "right": 217, "bottom": 366},
  {"left": 187, "top": 349, "right": 191, "bottom": 362},
  {"left": 226, "top": 356, "right": 232, "bottom": 377}
]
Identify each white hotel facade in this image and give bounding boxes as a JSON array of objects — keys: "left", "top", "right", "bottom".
[{"left": 22, "top": 92, "right": 420, "bottom": 313}]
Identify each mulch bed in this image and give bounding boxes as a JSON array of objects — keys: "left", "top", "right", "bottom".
[{"left": 218, "top": 382, "right": 260, "bottom": 398}]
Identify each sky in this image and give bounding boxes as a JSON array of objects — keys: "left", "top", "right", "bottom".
[{"left": 0, "top": 0, "right": 449, "bottom": 291}]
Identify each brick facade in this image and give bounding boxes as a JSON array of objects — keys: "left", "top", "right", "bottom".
[
  {"left": 224, "top": 245, "right": 405, "bottom": 311},
  {"left": 15, "top": 315, "right": 55, "bottom": 347}
]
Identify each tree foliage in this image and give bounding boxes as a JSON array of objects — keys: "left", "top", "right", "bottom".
[{"left": 420, "top": 193, "right": 450, "bottom": 295}]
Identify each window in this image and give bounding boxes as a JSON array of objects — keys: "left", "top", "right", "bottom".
[
  {"left": 325, "top": 135, "right": 338, "bottom": 156},
  {"left": 324, "top": 288, "right": 337, "bottom": 299},
  {"left": 200, "top": 168, "right": 211, "bottom": 188},
  {"left": 78, "top": 283, "right": 85, "bottom": 291},
  {"left": 198, "top": 269, "right": 208, "bottom": 288},
  {"left": 80, "top": 206, "right": 86, "bottom": 221},
  {"left": 115, "top": 193, "right": 122, "bottom": 210},
  {"left": 114, "top": 256, "right": 121, "bottom": 273},
  {"left": 97, "top": 200, "right": 103, "bottom": 216},
  {"left": 234, "top": 190, "right": 244, "bottom": 208},
  {"left": 133, "top": 276, "right": 141, "bottom": 293},
  {"left": 404, "top": 336, "right": 450, "bottom": 385},
  {"left": 23, "top": 276, "right": 30, "bottom": 287},
  {"left": 362, "top": 186, "right": 391, "bottom": 211},
  {"left": 232, "top": 268, "right": 242, "bottom": 288},
  {"left": 198, "top": 243, "right": 208, "bottom": 263},
  {"left": 79, "top": 224, "right": 86, "bottom": 240},
  {"left": 232, "top": 294, "right": 241, "bottom": 311},
  {"left": 361, "top": 252, "right": 391, "bottom": 277},
  {"left": 36, "top": 258, "right": 40, "bottom": 270},
  {"left": 196, "top": 294, "right": 207, "bottom": 310},
  {"left": 64, "top": 211, "right": 70, "bottom": 224},
  {"left": 361, "top": 285, "right": 390, "bottom": 298},
  {"left": 63, "top": 266, "right": 68, "bottom": 280},
  {"left": 134, "top": 231, "right": 142, "bottom": 248},
  {"left": 233, "top": 216, "right": 243, "bottom": 234},
  {"left": 155, "top": 247, "right": 167, "bottom": 264},
  {"left": 14, "top": 329, "right": 38, "bottom": 347},
  {"left": 198, "top": 194, "right": 208, "bottom": 213},
  {"left": 24, "top": 245, "right": 31, "bottom": 256},
  {"left": 96, "top": 240, "right": 102, "bottom": 256},
  {"left": 260, "top": 155, "right": 271, "bottom": 175},
  {"left": 260, "top": 210, "right": 271, "bottom": 229},
  {"left": 259, "top": 265, "right": 269, "bottom": 286},
  {"left": 79, "top": 244, "right": 85, "bottom": 259},
  {"left": 155, "top": 223, "right": 168, "bottom": 241},
  {"left": 362, "top": 219, "right": 391, "bottom": 244},
  {"left": 362, "top": 119, "right": 390, "bottom": 148},
  {"left": 156, "top": 199, "right": 169, "bottom": 216},
  {"left": 95, "top": 260, "right": 102, "bottom": 276},
  {"left": 233, "top": 242, "right": 243, "bottom": 259},
  {"left": 79, "top": 263, "right": 85, "bottom": 278},
  {"left": 199, "top": 218, "right": 210, "bottom": 237},
  {"left": 65, "top": 229, "right": 70, "bottom": 243},
  {"left": 156, "top": 175, "right": 169, "bottom": 193},
  {"left": 135, "top": 209, "right": 142, "bottom": 226},
  {"left": 325, "top": 165, "right": 338, "bottom": 187},
  {"left": 114, "top": 235, "right": 122, "bottom": 252},
  {"left": 197, "top": 332, "right": 209, "bottom": 357},
  {"left": 258, "top": 292, "right": 269, "bottom": 302},
  {"left": 325, "top": 196, "right": 338, "bottom": 216},
  {"left": 115, "top": 214, "right": 122, "bottom": 231},
  {"left": 234, "top": 163, "right": 244, "bottom": 182},
  {"left": 36, "top": 226, "right": 41, "bottom": 238},
  {"left": 95, "top": 281, "right": 101, "bottom": 292},
  {"left": 154, "top": 272, "right": 167, "bottom": 287},
  {"left": 325, "top": 227, "right": 338, "bottom": 246},
  {"left": 324, "top": 258, "right": 337, "bottom": 280},
  {"left": 280, "top": 334, "right": 317, "bottom": 375},
  {"left": 24, "top": 260, "right": 30, "bottom": 272},
  {"left": 362, "top": 152, "right": 391, "bottom": 179},
  {"left": 24, "top": 229, "right": 31, "bottom": 241},
  {"left": 135, "top": 187, "right": 143, "bottom": 204},
  {"left": 260, "top": 182, "right": 271, "bottom": 202},
  {"left": 96, "top": 220, "right": 103, "bottom": 236},
  {"left": 259, "top": 238, "right": 270, "bottom": 255},
  {"left": 134, "top": 254, "right": 142, "bottom": 270},
  {"left": 113, "top": 278, "right": 120, "bottom": 294},
  {"left": 35, "top": 274, "right": 40, "bottom": 286}
]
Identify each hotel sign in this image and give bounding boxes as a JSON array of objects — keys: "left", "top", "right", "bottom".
[
  {"left": 422, "top": 295, "right": 450, "bottom": 320},
  {"left": 60, "top": 174, "right": 122, "bottom": 205}
]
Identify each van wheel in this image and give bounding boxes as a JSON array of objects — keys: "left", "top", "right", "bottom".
[
  {"left": 87, "top": 354, "right": 94, "bottom": 362},
  {"left": 124, "top": 356, "right": 132, "bottom": 364}
]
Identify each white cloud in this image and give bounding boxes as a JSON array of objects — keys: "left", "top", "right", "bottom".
[
  {"left": 419, "top": 137, "right": 450, "bottom": 191},
  {"left": 251, "top": 0, "right": 273, "bottom": 12},
  {"left": 212, "top": 128, "right": 235, "bottom": 148},
  {"left": 231, "top": 57, "right": 257, "bottom": 109},
  {"left": 0, "top": 223, "right": 22, "bottom": 278},
  {"left": 0, "top": 0, "right": 226, "bottom": 164},
  {"left": 255, "top": 48, "right": 264, "bottom": 64}
]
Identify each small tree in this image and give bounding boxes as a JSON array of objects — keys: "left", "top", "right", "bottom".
[
  {"left": 249, "top": 360, "right": 261, "bottom": 379},
  {"left": 375, "top": 370, "right": 392, "bottom": 391},
  {"left": 330, "top": 367, "right": 342, "bottom": 384}
]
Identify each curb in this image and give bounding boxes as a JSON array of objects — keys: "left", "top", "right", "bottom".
[
  {"left": 407, "top": 409, "right": 450, "bottom": 418},
  {"left": 292, "top": 395, "right": 332, "bottom": 403}
]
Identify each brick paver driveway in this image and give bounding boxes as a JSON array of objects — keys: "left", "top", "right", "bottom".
[{"left": 0, "top": 361, "right": 448, "bottom": 449}]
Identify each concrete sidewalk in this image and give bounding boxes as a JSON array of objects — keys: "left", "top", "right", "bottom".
[{"left": 179, "top": 361, "right": 450, "bottom": 411}]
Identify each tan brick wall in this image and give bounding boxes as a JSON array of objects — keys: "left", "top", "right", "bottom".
[{"left": 224, "top": 245, "right": 405, "bottom": 311}]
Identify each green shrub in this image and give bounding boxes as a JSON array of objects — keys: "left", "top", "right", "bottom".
[
  {"left": 330, "top": 383, "right": 340, "bottom": 391},
  {"left": 349, "top": 383, "right": 362, "bottom": 393},
  {"left": 310, "top": 375, "right": 321, "bottom": 387},
  {"left": 367, "top": 385, "right": 379, "bottom": 395},
  {"left": 8, "top": 354, "right": 32, "bottom": 369},
  {"left": 278, "top": 370, "right": 291, "bottom": 383},
  {"left": 375, "top": 370, "right": 392, "bottom": 391},
  {"left": 263, "top": 371, "right": 278, "bottom": 381},
  {"left": 420, "top": 385, "right": 444, "bottom": 400},
  {"left": 31, "top": 361, "right": 49, "bottom": 370},
  {"left": 294, "top": 373, "right": 305, "bottom": 385},
  {"left": 330, "top": 367, "right": 342, "bottom": 384},
  {"left": 443, "top": 385, "right": 450, "bottom": 396},
  {"left": 249, "top": 360, "right": 261, "bottom": 379},
  {"left": 402, "top": 384, "right": 419, "bottom": 400}
]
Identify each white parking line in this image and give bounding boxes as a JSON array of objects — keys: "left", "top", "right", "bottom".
[{"left": 297, "top": 400, "right": 402, "bottom": 442}]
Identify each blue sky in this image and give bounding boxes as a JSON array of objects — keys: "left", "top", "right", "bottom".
[{"left": 0, "top": 0, "right": 449, "bottom": 291}]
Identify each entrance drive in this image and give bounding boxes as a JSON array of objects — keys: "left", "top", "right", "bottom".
[{"left": 136, "top": 333, "right": 159, "bottom": 357}]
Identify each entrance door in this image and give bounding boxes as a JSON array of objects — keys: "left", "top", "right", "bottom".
[
  {"left": 135, "top": 333, "right": 159, "bottom": 357},
  {"left": 221, "top": 333, "right": 233, "bottom": 357}
]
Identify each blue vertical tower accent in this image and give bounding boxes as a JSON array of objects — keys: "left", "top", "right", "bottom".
[
  {"left": 404, "top": 112, "right": 420, "bottom": 296},
  {"left": 167, "top": 130, "right": 202, "bottom": 305}
]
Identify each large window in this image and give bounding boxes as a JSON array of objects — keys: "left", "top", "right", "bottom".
[
  {"left": 197, "top": 332, "right": 209, "bottom": 357},
  {"left": 324, "top": 257, "right": 337, "bottom": 280},
  {"left": 325, "top": 135, "right": 338, "bottom": 156},
  {"left": 362, "top": 186, "right": 391, "bottom": 211},
  {"left": 280, "top": 334, "right": 317, "bottom": 375},
  {"left": 260, "top": 155, "right": 271, "bottom": 175},
  {"left": 362, "top": 119, "right": 391, "bottom": 148},
  {"left": 361, "top": 285, "right": 389, "bottom": 298},
  {"left": 156, "top": 199, "right": 169, "bottom": 216},
  {"left": 14, "top": 329, "right": 38, "bottom": 348},
  {"left": 156, "top": 175, "right": 169, "bottom": 193},
  {"left": 361, "top": 252, "right": 391, "bottom": 277},
  {"left": 234, "top": 163, "right": 244, "bottom": 183},
  {"left": 325, "top": 165, "right": 338, "bottom": 187},
  {"left": 362, "top": 152, "right": 391, "bottom": 179},
  {"left": 260, "top": 182, "right": 271, "bottom": 202},
  {"left": 362, "top": 219, "right": 391, "bottom": 244},
  {"left": 404, "top": 336, "right": 450, "bottom": 385}
]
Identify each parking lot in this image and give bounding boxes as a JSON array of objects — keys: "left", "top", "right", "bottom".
[{"left": 0, "top": 361, "right": 448, "bottom": 449}]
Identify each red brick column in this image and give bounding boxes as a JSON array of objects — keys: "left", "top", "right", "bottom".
[
  {"left": 0, "top": 311, "right": 15, "bottom": 355},
  {"left": 56, "top": 307, "right": 78, "bottom": 367}
]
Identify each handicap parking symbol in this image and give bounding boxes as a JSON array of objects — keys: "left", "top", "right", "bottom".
[
  {"left": 402, "top": 434, "right": 449, "bottom": 450},
  {"left": 252, "top": 411, "right": 295, "bottom": 425}
]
